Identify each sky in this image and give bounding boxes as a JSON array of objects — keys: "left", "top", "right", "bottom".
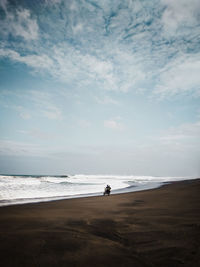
[{"left": 0, "top": 0, "right": 200, "bottom": 176}]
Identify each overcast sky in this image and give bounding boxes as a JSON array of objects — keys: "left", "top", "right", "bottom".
[{"left": 0, "top": 0, "right": 200, "bottom": 176}]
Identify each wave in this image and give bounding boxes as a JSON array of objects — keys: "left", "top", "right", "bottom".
[{"left": 0, "top": 174, "right": 196, "bottom": 207}]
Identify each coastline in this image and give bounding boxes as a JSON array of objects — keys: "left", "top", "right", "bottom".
[
  {"left": 0, "top": 179, "right": 200, "bottom": 266},
  {"left": 0, "top": 179, "right": 163, "bottom": 207},
  {"left": 0, "top": 176, "right": 197, "bottom": 207}
]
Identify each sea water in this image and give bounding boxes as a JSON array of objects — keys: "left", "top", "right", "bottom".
[{"left": 0, "top": 174, "right": 195, "bottom": 206}]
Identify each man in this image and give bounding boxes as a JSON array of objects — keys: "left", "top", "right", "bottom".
[{"left": 104, "top": 184, "right": 111, "bottom": 196}]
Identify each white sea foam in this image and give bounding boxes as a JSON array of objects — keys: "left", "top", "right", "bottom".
[{"left": 0, "top": 174, "right": 196, "bottom": 206}]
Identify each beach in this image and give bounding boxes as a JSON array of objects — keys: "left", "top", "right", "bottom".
[{"left": 0, "top": 179, "right": 199, "bottom": 267}]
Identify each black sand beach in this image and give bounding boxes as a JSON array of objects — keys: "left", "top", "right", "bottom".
[{"left": 0, "top": 179, "right": 200, "bottom": 267}]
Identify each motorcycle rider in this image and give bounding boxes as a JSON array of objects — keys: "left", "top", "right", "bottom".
[{"left": 104, "top": 184, "right": 111, "bottom": 195}]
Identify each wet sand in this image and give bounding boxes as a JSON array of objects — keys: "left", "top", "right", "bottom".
[{"left": 0, "top": 179, "right": 200, "bottom": 267}]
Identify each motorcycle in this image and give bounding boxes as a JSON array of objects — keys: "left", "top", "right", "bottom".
[{"left": 103, "top": 186, "right": 111, "bottom": 196}]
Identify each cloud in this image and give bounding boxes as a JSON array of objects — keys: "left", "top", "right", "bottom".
[
  {"left": 16, "top": 106, "right": 31, "bottom": 120},
  {"left": 0, "top": 0, "right": 7, "bottom": 11},
  {"left": 42, "top": 106, "right": 62, "bottom": 120},
  {"left": 49, "top": 42, "right": 147, "bottom": 93},
  {"left": 50, "top": 44, "right": 120, "bottom": 91},
  {"left": 166, "top": 121, "right": 200, "bottom": 138},
  {"left": 156, "top": 121, "right": 200, "bottom": 153},
  {"left": 0, "top": 139, "right": 43, "bottom": 156},
  {"left": 18, "top": 128, "right": 55, "bottom": 140},
  {"left": 29, "top": 90, "right": 63, "bottom": 120},
  {"left": 0, "top": 0, "right": 39, "bottom": 41},
  {"left": 0, "top": 1, "right": 148, "bottom": 93},
  {"left": 44, "top": 0, "right": 62, "bottom": 5},
  {"left": 0, "top": 1, "right": 199, "bottom": 176},
  {"left": 0, "top": 89, "right": 62, "bottom": 121},
  {"left": 104, "top": 118, "right": 124, "bottom": 131},
  {"left": 95, "top": 95, "right": 119, "bottom": 105},
  {"left": 0, "top": 48, "right": 53, "bottom": 70},
  {"left": 78, "top": 119, "right": 91, "bottom": 128},
  {"left": 155, "top": 54, "right": 200, "bottom": 97},
  {"left": 0, "top": 100, "right": 31, "bottom": 120},
  {"left": 0, "top": 0, "right": 199, "bottom": 99},
  {"left": 161, "top": 0, "right": 200, "bottom": 34}
]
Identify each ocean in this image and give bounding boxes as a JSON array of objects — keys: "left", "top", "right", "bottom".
[{"left": 0, "top": 174, "right": 196, "bottom": 206}]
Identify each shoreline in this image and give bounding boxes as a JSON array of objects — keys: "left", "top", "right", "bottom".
[
  {"left": 0, "top": 181, "right": 162, "bottom": 207},
  {"left": 0, "top": 177, "right": 198, "bottom": 208},
  {"left": 0, "top": 179, "right": 200, "bottom": 266}
]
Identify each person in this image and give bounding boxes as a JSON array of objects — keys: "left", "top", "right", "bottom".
[{"left": 104, "top": 184, "right": 111, "bottom": 196}]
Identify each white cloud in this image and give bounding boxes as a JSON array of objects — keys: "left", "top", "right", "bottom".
[
  {"left": 0, "top": 1, "right": 148, "bottom": 94},
  {"left": 0, "top": 90, "right": 62, "bottom": 120},
  {"left": 104, "top": 118, "right": 124, "bottom": 131},
  {"left": 0, "top": 102, "right": 31, "bottom": 120},
  {"left": 173, "top": 121, "right": 200, "bottom": 138},
  {"left": 0, "top": 0, "right": 200, "bottom": 177},
  {"left": 155, "top": 54, "right": 200, "bottom": 97},
  {"left": 161, "top": 0, "right": 200, "bottom": 34},
  {"left": 42, "top": 106, "right": 62, "bottom": 120},
  {"left": 158, "top": 120, "right": 200, "bottom": 146},
  {"left": 29, "top": 91, "right": 62, "bottom": 120},
  {"left": 95, "top": 95, "right": 119, "bottom": 105},
  {"left": 18, "top": 128, "right": 55, "bottom": 140},
  {"left": 0, "top": 0, "right": 200, "bottom": 100},
  {"left": 0, "top": 140, "right": 43, "bottom": 156},
  {"left": 44, "top": 0, "right": 62, "bottom": 5},
  {"left": 72, "top": 23, "right": 84, "bottom": 34},
  {"left": 17, "top": 107, "right": 31, "bottom": 120},
  {"left": 78, "top": 119, "right": 91, "bottom": 128},
  {"left": 20, "top": 113, "right": 31, "bottom": 120},
  {"left": 0, "top": 0, "right": 7, "bottom": 11},
  {"left": 50, "top": 45, "right": 120, "bottom": 91},
  {"left": 0, "top": 1, "right": 39, "bottom": 41},
  {"left": 0, "top": 48, "right": 53, "bottom": 70}
]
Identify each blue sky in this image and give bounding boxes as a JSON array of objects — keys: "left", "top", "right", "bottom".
[{"left": 0, "top": 0, "right": 200, "bottom": 176}]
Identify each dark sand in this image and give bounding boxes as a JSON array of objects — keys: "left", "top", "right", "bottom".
[{"left": 0, "top": 179, "right": 200, "bottom": 267}]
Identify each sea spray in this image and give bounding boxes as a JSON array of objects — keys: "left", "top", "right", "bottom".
[{"left": 0, "top": 174, "right": 195, "bottom": 206}]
